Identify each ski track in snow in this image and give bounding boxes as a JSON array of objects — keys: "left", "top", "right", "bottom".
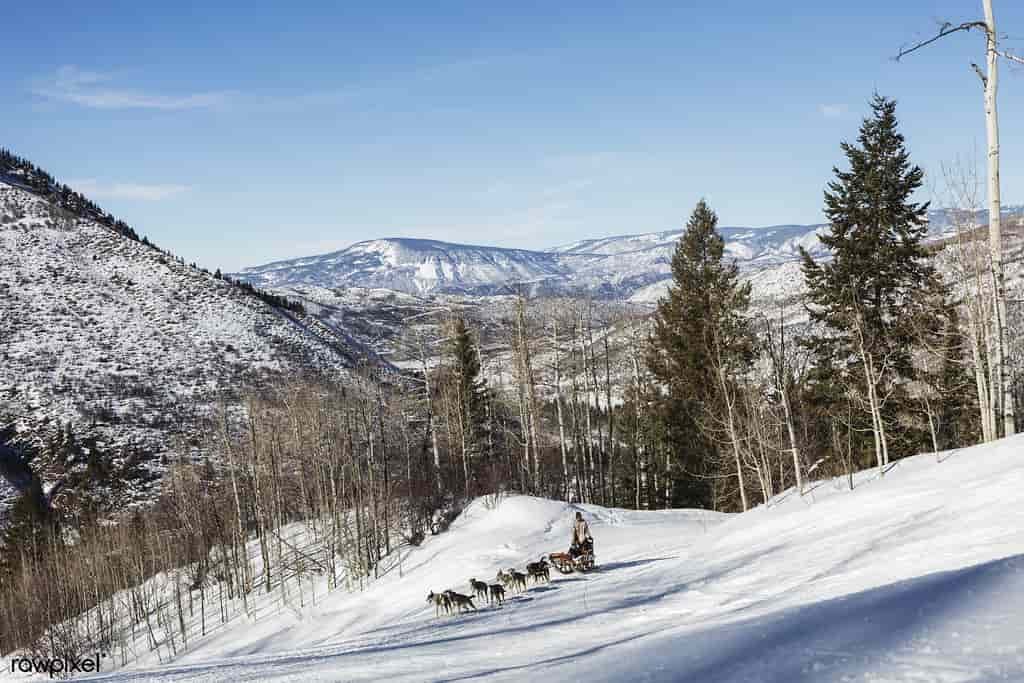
[{"left": 6, "top": 434, "right": 1020, "bottom": 682}]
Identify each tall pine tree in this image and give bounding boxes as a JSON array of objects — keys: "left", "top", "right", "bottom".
[
  {"left": 801, "top": 94, "right": 936, "bottom": 472},
  {"left": 647, "top": 199, "right": 752, "bottom": 510},
  {"left": 446, "top": 316, "right": 489, "bottom": 496}
]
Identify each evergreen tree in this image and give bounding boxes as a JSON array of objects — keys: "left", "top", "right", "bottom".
[
  {"left": 801, "top": 94, "right": 936, "bottom": 471},
  {"left": 450, "top": 317, "right": 486, "bottom": 427},
  {"left": 446, "top": 317, "right": 489, "bottom": 493},
  {"left": 647, "top": 199, "right": 752, "bottom": 509},
  {"left": 0, "top": 432, "right": 60, "bottom": 586}
]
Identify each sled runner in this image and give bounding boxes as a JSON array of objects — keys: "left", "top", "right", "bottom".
[{"left": 548, "top": 544, "right": 595, "bottom": 573}]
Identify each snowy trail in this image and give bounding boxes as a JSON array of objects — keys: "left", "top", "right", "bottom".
[{"left": 25, "top": 434, "right": 1024, "bottom": 682}]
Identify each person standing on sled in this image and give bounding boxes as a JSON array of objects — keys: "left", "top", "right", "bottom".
[{"left": 570, "top": 511, "right": 593, "bottom": 559}]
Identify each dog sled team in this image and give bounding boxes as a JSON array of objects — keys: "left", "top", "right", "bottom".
[{"left": 425, "top": 510, "right": 594, "bottom": 617}]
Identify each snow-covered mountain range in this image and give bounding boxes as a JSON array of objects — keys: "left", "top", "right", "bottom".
[
  {"left": 235, "top": 225, "right": 831, "bottom": 300},
  {"left": 236, "top": 207, "right": 1024, "bottom": 305}
]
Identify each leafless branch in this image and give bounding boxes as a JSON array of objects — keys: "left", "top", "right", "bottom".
[
  {"left": 971, "top": 62, "right": 988, "bottom": 85},
  {"left": 997, "top": 49, "right": 1024, "bottom": 65},
  {"left": 895, "top": 21, "right": 988, "bottom": 61}
]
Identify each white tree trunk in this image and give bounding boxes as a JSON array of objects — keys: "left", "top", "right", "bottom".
[
  {"left": 551, "top": 319, "right": 571, "bottom": 500},
  {"left": 630, "top": 344, "right": 647, "bottom": 509},
  {"left": 853, "top": 310, "right": 888, "bottom": 474},
  {"left": 416, "top": 339, "right": 443, "bottom": 492},
  {"left": 982, "top": 0, "right": 1016, "bottom": 436},
  {"left": 716, "top": 364, "right": 748, "bottom": 512}
]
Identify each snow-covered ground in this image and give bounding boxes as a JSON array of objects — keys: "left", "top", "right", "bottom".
[{"left": 20, "top": 432, "right": 1021, "bottom": 682}]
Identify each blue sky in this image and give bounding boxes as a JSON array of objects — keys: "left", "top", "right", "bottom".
[{"left": 5, "top": 1, "right": 1024, "bottom": 271}]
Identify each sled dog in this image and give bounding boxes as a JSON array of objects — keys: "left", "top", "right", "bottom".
[
  {"left": 426, "top": 591, "right": 451, "bottom": 617},
  {"left": 443, "top": 590, "right": 477, "bottom": 612},
  {"left": 469, "top": 578, "right": 489, "bottom": 602},
  {"left": 508, "top": 569, "right": 528, "bottom": 592},
  {"left": 526, "top": 558, "right": 550, "bottom": 584}
]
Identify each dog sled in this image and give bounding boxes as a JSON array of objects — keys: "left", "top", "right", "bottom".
[{"left": 548, "top": 541, "right": 595, "bottom": 574}]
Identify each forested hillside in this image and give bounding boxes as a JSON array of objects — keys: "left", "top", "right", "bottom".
[{"left": 0, "top": 154, "right": 367, "bottom": 533}]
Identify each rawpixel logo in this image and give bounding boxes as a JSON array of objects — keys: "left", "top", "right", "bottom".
[{"left": 8, "top": 652, "right": 107, "bottom": 678}]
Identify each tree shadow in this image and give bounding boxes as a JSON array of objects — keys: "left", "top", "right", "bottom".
[
  {"left": 597, "top": 556, "right": 677, "bottom": 572},
  {"left": 447, "top": 552, "right": 1024, "bottom": 683},
  {"left": 937, "top": 448, "right": 964, "bottom": 464},
  {"left": 659, "top": 553, "right": 1024, "bottom": 682}
]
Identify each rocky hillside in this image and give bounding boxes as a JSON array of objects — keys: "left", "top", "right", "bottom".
[{"left": 0, "top": 177, "right": 361, "bottom": 521}]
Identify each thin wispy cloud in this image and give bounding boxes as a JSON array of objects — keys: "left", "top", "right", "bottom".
[
  {"left": 69, "top": 179, "right": 190, "bottom": 201},
  {"left": 819, "top": 103, "right": 848, "bottom": 119},
  {"left": 33, "top": 55, "right": 523, "bottom": 114},
  {"left": 33, "top": 66, "right": 233, "bottom": 110},
  {"left": 243, "top": 53, "right": 530, "bottom": 113}
]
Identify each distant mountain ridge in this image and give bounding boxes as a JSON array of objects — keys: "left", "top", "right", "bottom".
[
  {"left": 235, "top": 224, "right": 832, "bottom": 299},
  {"left": 240, "top": 238, "right": 589, "bottom": 295},
  {"left": 236, "top": 208, "right": 1024, "bottom": 301}
]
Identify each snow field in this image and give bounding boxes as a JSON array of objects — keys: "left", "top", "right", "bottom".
[{"left": 30, "top": 433, "right": 1024, "bottom": 682}]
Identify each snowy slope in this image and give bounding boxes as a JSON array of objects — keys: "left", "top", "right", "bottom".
[
  {"left": 58, "top": 433, "right": 1024, "bottom": 682},
  {"left": 0, "top": 180, "right": 360, "bottom": 518}
]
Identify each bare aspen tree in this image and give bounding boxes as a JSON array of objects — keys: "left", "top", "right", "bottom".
[
  {"left": 584, "top": 301, "right": 608, "bottom": 501},
  {"left": 849, "top": 295, "right": 893, "bottom": 473},
  {"left": 568, "top": 323, "right": 587, "bottom": 502},
  {"left": 762, "top": 308, "right": 804, "bottom": 494},
  {"left": 709, "top": 328, "right": 749, "bottom": 512},
  {"left": 627, "top": 317, "right": 649, "bottom": 509},
  {"left": 548, "top": 309, "right": 572, "bottom": 500},
  {"left": 512, "top": 295, "right": 542, "bottom": 489},
  {"left": 603, "top": 316, "right": 617, "bottom": 507},
  {"left": 940, "top": 158, "right": 998, "bottom": 441},
  {"left": 897, "top": 0, "right": 1018, "bottom": 436}
]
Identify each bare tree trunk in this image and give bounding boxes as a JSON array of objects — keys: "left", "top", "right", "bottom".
[
  {"left": 851, "top": 304, "right": 890, "bottom": 473},
  {"left": 604, "top": 331, "right": 617, "bottom": 507},
  {"left": 631, "top": 352, "right": 647, "bottom": 509},
  {"left": 982, "top": 0, "right": 1016, "bottom": 436},
  {"left": 764, "top": 313, "right": 804, "bottom": 493},
  {"left": 580, "top": 314, "right": 597, "bottom": 501},
  {"left": 585, "top": 306, "right": 607, "bottom": 503},
  {"left": 568, "top": 338, "right": 586, "bottom": 503},
  {"left": 418, "top": 342, "right": 442, "bottom": 493},
  {"left": 719, "top": 365, "right": 748, "bottom": 512},
  {"left": 551, "top": 318, "right": 571, "bottom": 501},
  {"left": 376, "top": 384, "right": 392, "bottom": 555},
  {"left": 513, "top": 296, "right": 541, "bottom": 491}
]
